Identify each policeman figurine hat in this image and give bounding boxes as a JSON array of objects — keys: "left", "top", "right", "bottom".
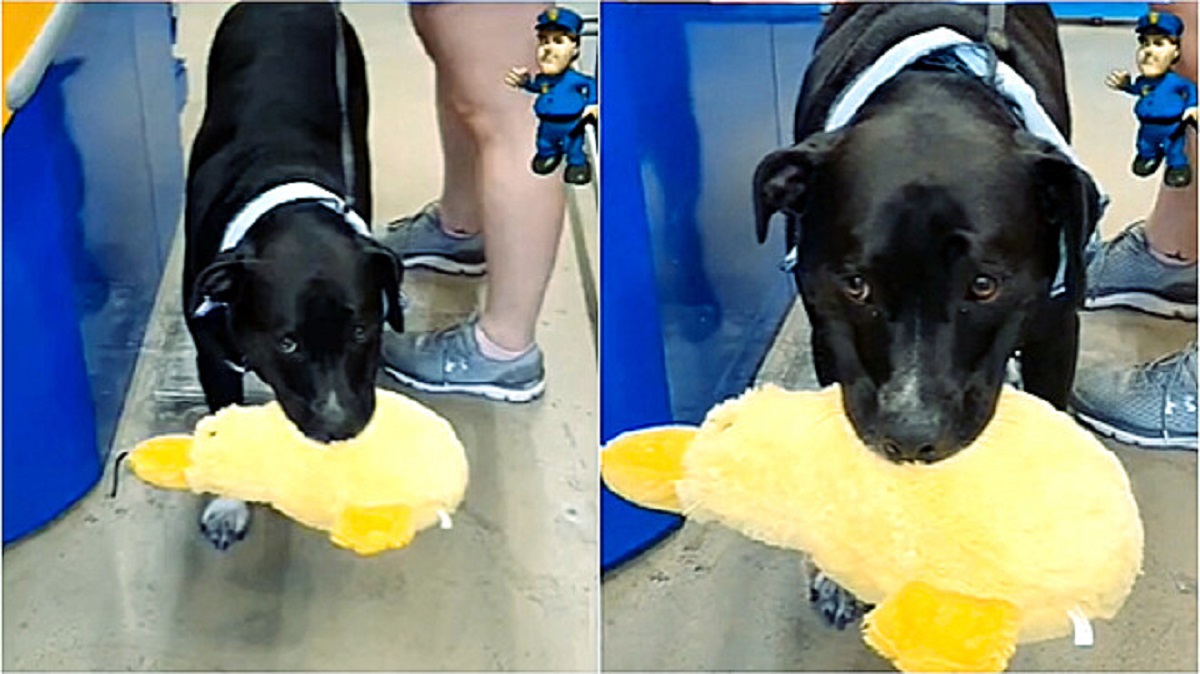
[
  {"left": 1136, "top": 10, "right": 1185, "bottom": 40},
  {"left": 536, "top": 7, "right": 584, "bottom": 37}
]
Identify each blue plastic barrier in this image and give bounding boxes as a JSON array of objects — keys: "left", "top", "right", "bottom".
[
  {"left": 600, "top": 3, "right": 681, "bottom": 569},
  {"left": 3, "top": 3, "right": 184, "bottom": 544},
  {"left": 600, "top": 3, "right": 822, "bottom": 573},
  {"left": 3, "top": 63, "right": 102, "bottom": 543}
]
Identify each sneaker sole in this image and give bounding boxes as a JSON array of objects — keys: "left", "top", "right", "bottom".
[
  {"left": 1083, "top": 292, "right": 1197, "bottom": 321},
  {"left": 383, "top": 366, "right": 544, "bottom": 403},
  {"left": 1073, "top": 409, "right": 1197, "bottom": 451},
  {"left": 403, "top": 255, "right": 486, "bottom": 276}
]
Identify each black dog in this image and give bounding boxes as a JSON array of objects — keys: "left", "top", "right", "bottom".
[
  {"left": 183, "top": 3, "right": 403, "bottom": 550},
  {"left": 753, "top": 3, "right": 1102, "bottom": 626}
]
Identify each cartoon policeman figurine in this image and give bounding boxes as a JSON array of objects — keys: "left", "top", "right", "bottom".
[
  {"left": 504, "top": 7, "right": 598, "bottom": 185},
  {"left": 1106, "top": 10, "right": 1198, "bottom": 187}
]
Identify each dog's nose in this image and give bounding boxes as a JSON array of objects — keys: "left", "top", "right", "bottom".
[
  {"left": 307, "top": 416, "right": 366, "bottom": 443},
  {"left": 882, "top": 440, "right": 938, "bottom": 462},
  {"left": 879, "top": 418, "right": 954, "bottom": 463},
  {"left": 308, "top": 392, "right": 365, "bottom": 443}
]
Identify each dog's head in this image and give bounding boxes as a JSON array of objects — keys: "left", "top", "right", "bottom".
[
  {"left": 754, "top": 119, "right": 1098, "bottom": 463},
  {"left": 190, "top": 206, "right": 404, "bottom": 442}
]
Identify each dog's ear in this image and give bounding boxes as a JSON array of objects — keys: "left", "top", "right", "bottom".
[
  {"left": 1015, "top": 130, "right": 1103, "bottom": 300},
  {"left": 188, "top": 250, "right": 250, "bottom": 317},
  {"left": 364, "top": 239, "right": 405, "bottom": 333},
  {"left": 752, "top": 131, "right": 841, "bottom": 245}
]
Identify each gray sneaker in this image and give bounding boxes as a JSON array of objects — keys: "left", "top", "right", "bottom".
[
  {"left": 1083, "top": 221, "right": 1197, "bottom": 320},
  {"left": 382, "top": 319, "right": 545, "bottom": 402},
  {"left": 1071, "top": 343, "right": 1198, "bottom": 450},
  {"left": 379, "top": 202, "right": 486, "bottom": 276}
]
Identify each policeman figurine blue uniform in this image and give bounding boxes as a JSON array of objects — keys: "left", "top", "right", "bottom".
[
  {"left": 1106, "top": 10, "right": 1198, "bottom": 187},
  {"left": 505, "top": 7, "right": 598, "bottom": 185}
]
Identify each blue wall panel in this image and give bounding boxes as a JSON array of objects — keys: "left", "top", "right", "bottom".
[
  {"left": 3, "top": 65, "right": 103, "bottom": 544},
  {"left": 600, "top": 2, "right": 684, "bottom": 572},
  {"left": 3, "top": 3, "right": 183, "bottom": 543},
  {"left": 56, "top": 3, "right": 184, "bottom": 458},
  {"left": 600, "top": 3, "right": 821, "bottom": 572}
]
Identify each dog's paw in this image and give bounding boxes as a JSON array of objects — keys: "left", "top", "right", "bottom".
[
  {"left": 808, "top": 569, "right": 872, "bottom": 630},
  {"left": 199, "top": 497, "right": 251, "bottom": 550}
]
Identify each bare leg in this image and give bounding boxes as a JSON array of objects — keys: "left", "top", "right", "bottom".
[
  {"left": 425, "top": 38, "right": 481, "bottom": 237},
  {"left": 1144, "top": 2, "right": 1197, "bottom": 263},
  {"left": 411, "top": 3, "right": 566, "bottom": 351}
]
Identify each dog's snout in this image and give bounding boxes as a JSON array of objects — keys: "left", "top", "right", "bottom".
[
  {"left": 878, "top": 416, "right": 955, "bottom": 463},
  {"left": 316, "top": 390, "right": 346, "bottom": 422},
  {"left": 882, "top": 439, "right": 939, "bottom": 462},
  {"left": 307, "top": 391, "right": 366, "bottom": 443}
]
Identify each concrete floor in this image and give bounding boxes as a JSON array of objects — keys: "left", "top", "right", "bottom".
[
  {"left": 601, "top": 24, "right": 1197, "bottom": 672},
  {"left": 3, "top": 3, "right": 598, "bottom": 671}
]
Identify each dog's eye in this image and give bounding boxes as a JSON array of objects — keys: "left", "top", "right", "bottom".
[
  {"left": 843, "top": 275, "right": 871, "bottom": 304},
  {"left": 278, "top": 336, "right": 298, "bottom": 354},
  {"left": 352, "top": 325, "right": 368, "bottom": 344},
  {"left": 968, "top": 274, "right": 1000, "bottom": 302}
]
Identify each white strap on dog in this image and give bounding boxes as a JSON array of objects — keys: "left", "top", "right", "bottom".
[
  {"left": 220, "top": 181, "right": 369, "bottom": 252},
  {"left": 193, "top": 181, "right": 372, "bottom": 319},
  {"left": 818, "top": 26, "right": 1109, "bottom": 297}
]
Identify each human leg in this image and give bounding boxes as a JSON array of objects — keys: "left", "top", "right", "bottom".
[
  {"left": 377, "top": 70, "right": 489, "bottom": 272},
  {"left": 383, "top": 3, "right": 568, "bottom": 400},
  {"left": 408, "top": 2, "right": 565, "bottom": 353}
]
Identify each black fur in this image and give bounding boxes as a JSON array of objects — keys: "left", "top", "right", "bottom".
[
  {"left": 184, "top": 3, "right": 401, "bottom": 443},
  {"left": 754, "top": 3, "right": 1099, "bottom": 464}
]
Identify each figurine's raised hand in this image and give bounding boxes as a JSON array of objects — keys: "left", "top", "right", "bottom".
[
  {"left": 582, "top": 104, "right": 598, "bottom": 123},
  {"left": 505, "top": 66, "right": 531, "bottom": 89},
  {"left": 1105, "top": 69, "right": 1132, "bottom": 91},
  {"left": 1185, "top": 107, "right": 1198, "bottom": 124}
]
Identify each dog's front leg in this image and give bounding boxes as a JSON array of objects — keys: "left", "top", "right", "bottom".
[
  {"left": 194, "top": 338, "right": 252, "bottom": 551},
  {"left": 1018, "top": 298, "right": 1079, "bottom": 409},
  {"left": 803, "top": 556, "right": 873, "bottom": 629}
]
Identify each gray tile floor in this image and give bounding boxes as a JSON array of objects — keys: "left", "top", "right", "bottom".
[
  {"left": 601, "top": 24, "right": 1198, "bottom": 673},
  {"left": 3, "top": 3, "right": 598, "bottom": 671}
]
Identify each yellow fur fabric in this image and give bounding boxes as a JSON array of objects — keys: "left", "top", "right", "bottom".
[
  {"left": 131, "top": 389, "right": 468, "bottom": 555},
  {"left": 672, "top": 384, "right": 1142, "bottom": 643},
  {"left": 863, "top": 581, "right": 1020, "bottom": 672}
]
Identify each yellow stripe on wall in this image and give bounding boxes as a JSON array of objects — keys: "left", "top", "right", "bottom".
[{"left": 3, "top": 2, "right": 59, "bottom": 128}]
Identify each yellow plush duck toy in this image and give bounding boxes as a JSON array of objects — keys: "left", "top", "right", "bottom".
[
  {"left": 602, "top": 384, "right": 1144, "bottom": 672},
  {"left": 128, "top": 388, "right": 468, "bottom": 556}
]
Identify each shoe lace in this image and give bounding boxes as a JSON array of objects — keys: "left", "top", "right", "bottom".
[
  {"left": 1109, "top": 223, "right": 1148, "bottom": 258},
  {"left": 1137, "top": 342, "right": 1198, "bottom": 392},
  {"left": 386, "top": 201, "right": 440, "bottom": 231},
  {"left": 434, "top": 322, "right": 463, "bottom": 339},
  {"left": 434, "top": 320, "right": 476, "bottom": 361}
]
